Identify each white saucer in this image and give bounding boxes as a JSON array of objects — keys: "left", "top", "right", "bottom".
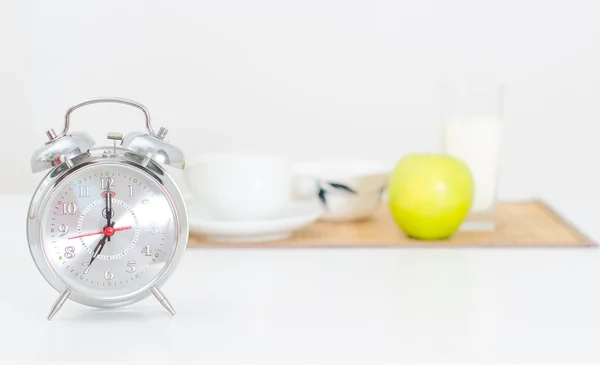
[{"left": 188, "top": 200, "right": 324, "bottom": 243}]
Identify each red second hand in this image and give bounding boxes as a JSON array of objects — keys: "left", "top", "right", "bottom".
[{"left": 68, "top": 226, "right": 133, "bottom": 240}]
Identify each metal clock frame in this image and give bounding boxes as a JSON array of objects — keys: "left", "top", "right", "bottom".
[
  {"left": 27, "top": 149, "right": 189, "bottom": 315},
  {"left": 27, "top": 97, "right": 189, "bottom": 319}
]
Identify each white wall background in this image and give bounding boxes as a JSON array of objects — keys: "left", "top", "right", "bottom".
[{"left": 1, "top": 0, "right": 599, "bottom": 201}]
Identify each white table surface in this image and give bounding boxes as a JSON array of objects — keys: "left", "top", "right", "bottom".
[{"left": 3, "top": 194, "right": 600, "bottom": 364}]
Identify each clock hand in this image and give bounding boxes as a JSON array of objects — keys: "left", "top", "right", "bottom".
[
  {"left": 67, "top": 226, "right": 132, "bottom": 240},
  {"left": 84, "top": 222, "right": 115, "bottom": 274},
  {"left": 105, "top": 183, "right": 112, "bottom": 241},
  {"left": 85, "top": 236, "right": 107, "bottom": 274}
]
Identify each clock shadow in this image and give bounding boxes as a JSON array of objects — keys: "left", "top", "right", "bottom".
[
  {"left": 37, "top": 307, "right": 175, "bottom": 363},
  {"left": 60, "top": 307, "right": 173, "bottom": 323}
]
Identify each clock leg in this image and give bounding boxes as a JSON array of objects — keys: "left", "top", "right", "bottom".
[
  {"left": 151, "top": 287, "right": 176, "bottom": 315},
  {"left": 47, "top": 289, "right": 71, "bottom": 320}
]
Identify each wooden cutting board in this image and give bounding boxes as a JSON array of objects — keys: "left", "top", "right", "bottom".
[{"left": 187, "top": 201, "right": 596, "bottom": 248}]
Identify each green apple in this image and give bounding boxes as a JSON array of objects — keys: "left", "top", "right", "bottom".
[{"left": 388, "top": 154, "right": 474, "bottom": 240}]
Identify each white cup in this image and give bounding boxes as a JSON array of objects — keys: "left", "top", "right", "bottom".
[{"left": 184, "top": 154, "right": 291, "bottom": 221}]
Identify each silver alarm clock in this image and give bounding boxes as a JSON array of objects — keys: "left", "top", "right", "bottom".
[{"left": 27, "top": 98, "right": 188, "bottom": 320}]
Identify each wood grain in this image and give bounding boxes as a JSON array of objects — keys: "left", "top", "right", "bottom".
[{"left": 188, "top": 201, "right": 597, "bottom": 248}]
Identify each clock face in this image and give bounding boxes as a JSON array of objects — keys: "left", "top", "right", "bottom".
[{"left": 38, "top": 162, "right": 180, "bottom": 300}]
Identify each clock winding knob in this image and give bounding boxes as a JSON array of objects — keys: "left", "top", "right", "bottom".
[
  {"left": 156, "top": 127, "right": 168, "bottom": 140},
  {"left": 46, "top": 128, "right": 58, "bottom": 141}
]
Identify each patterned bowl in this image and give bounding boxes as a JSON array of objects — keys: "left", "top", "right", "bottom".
[{"left": 293, "top": 160, "right": 392, "bottom": 221}]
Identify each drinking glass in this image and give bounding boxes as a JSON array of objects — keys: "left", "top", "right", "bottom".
[{"left": 440, "top": 82, "right": 504, "bottom": 231}]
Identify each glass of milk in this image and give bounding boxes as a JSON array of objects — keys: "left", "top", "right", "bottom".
[{"left": 441, "top": 82, "right": 504, "bottom": 231}]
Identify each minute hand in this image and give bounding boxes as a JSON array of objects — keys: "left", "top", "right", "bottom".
[{"left": 85, "top": 222, "right": 115, "bottom": 274}]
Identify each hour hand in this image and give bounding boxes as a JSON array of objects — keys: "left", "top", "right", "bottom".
[{"left": 105, "top": 184, "right": 112, "bottom": 241}]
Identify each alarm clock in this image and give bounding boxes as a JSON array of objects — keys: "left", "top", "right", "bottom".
[{"left": 27, "top": 97, "right": 188, "bottom": 320}]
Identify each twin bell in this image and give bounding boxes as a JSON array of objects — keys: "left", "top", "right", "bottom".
[{"left": 30, "top": 97, "right": 185, "bottom": 173}]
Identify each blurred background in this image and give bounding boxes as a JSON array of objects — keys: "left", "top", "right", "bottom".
[{"left": 1, "top": 0, "right": 599, "bottom": 201}]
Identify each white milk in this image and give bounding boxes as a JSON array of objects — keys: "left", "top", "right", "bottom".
[{"left": 443, "top": 118, "right": 502, "bottom": 213}]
